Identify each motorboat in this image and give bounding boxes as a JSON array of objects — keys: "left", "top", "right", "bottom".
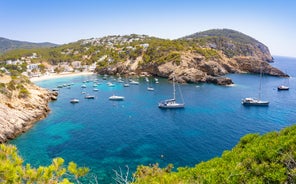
[
  {"left": 241, "top": 97, "right": 269, "bottom": 106},
  {"left": 70, "top": 98, "right": 79, "bottom": 103},
  {"left": 109, "top": 95, "right": 124, "bottom": 101}
]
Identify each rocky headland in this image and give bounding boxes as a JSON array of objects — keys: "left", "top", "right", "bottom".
[
  {"left": 96, "top": 52, "right": 287, "bottom": 85},
  {"left": 0, "top": 75, "right": 57, "bottom": 143},
  {"left": 94, "top": 29, "right": 287, "bottom": 85}
]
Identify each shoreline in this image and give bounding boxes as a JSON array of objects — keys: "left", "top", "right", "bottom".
[{"left": 30, "top": 72, "right": 95, "bottom": 82}]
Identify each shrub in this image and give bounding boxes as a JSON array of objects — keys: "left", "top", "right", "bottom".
[{"left": 0, "top": 144, "right": 89, "bottom": 183}]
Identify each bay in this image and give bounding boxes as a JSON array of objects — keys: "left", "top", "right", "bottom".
[{"left": 10, "top": 56, "right": 296, "bottom": 183}]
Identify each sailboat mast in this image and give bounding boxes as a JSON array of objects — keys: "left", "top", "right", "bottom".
[
  {"left": 259, "top": 65, "right": 262, "bottom": 100},
  {"left": 173, "top": 76, "right": 176, "bottom": 100}
]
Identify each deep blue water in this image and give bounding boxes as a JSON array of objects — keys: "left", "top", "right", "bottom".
[{"left": 10, "top": 56, "right": 296, "bottom": 183}]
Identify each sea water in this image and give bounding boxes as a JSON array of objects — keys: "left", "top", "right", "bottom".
[{"left": 10, "top": 56, "right": 296, "bottom": 183}]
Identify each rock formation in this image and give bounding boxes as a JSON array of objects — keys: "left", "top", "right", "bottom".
[
  {"left": 0, "top": 76, "right": 57, "bottom": 143},
  {"left": 96, "top": 51, "right": 287, "bottom": 85},
  {"left": 94, "top": 29, "right": 287, "bottom": 85}
]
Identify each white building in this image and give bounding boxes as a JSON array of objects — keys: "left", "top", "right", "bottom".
[
  {"left": 71, "top": 61, "right": 82, "bottom": 69},
  {"left": 27, "top": 64, "right": 39, "bottom": 71}
]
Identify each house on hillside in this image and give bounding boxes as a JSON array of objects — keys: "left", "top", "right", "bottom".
[
  {"left": 5, "top": 60, "right": 12, "bottom": 65},
  {"left": 59, "top": 63, "right": 74, "bottom": 72},
  {"left": 71, "top": 61, "right": 82, "bottom": 69},
  {"left": 27, "top": 63, "right": 39, "bottom": 71},
  {"left": 89, "top": 62, "right": 97, "bottom": 72},
  {"left": 0, "top": 67, "right": 10, "bottom": 74}
]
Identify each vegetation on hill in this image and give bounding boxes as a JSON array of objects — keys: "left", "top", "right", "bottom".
[
  {"left": 182, "top": 29, "right": 272, "bottom": 60},
  {"left": 0, "top": 74, "right": 31, "bottom": 99},
  {"left": 0, "top": 144, "right": 89, "bottom": 183},
  {"left": 0, "top": 37, "right": 57, "bottom": 54},
  {"left": 0, "top": 29, "right": 282, "bottom": 85},
  {"left": 0, "top": 29, "right": 271, "bottom": 67},
  {"left": 183, "top": 29, "right": 259, "bottom": 44},
  {"left": 132, "top": 125, "right": 296, "bottom": 183}
]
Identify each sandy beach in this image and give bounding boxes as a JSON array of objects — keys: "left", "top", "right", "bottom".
[{"left": 30, "top": 72, "right": 95, "bottom": 82}]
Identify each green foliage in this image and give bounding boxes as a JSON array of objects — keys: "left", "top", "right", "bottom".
[
  {"left": 18, "top": 86, "right": 30, "bottom": 98},
  {"left": 0, "top": 144, "right": 89, "bottom": 183},
  {"left": 7, "top": 80, "right": 16, "bottom": 91},
  {"left": 0, "top": 31, "right": 269, "bottom": 72},
  {"left": 1, "top": 76, "right": 31, "bottom": 98},
  {"left": 186, "top": 31, "right": 263, "bottom": 59},
  {"left": 132, "top": 125, "right": 296, "bottom": 184},
  {"left": 184, "top": 29, "right": 258, "bottom": 45},
  {"left": 142, "top": 38, "right": 187, "bottom": 65},
  {"left": 194, "top": 47, "right": 221, "bottom": 60}
]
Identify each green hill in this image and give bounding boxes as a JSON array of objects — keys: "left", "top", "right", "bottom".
[
  {"left": 183, "top": 28, "right": 259, "bottom": 44},
  {"left": 0, "top": 37, "right": 57, "bottom": 54},
  {"left": 132, "top": 125, "right": 296, "bottom": 183},
  {"left": 182, "top": 29, "right": 273, "bottom": 61}
]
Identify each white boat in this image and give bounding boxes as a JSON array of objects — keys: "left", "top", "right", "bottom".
[
  {"left": 277, "top": 75, "right": 289, "bottom": 91},
  {"left": 107, "top": 82, "right": 115, "bottom": 87},
  {"left": 123, "top": 83, "right": 130, "bottom": 87},
  {"left": 147, "top": 87, "right": 154, "bottom": 91},
  {"left": 109, "top": 95, "right": 125, "bottom": 101},
  {"left": 93, "top": 88, "right": 99, "bottom": 91},
  {"left": 155, "top": 78, "right": 159, "bottom": 84},
  {"left": 241, "top": 97, "right": 269, "bottom": 106},
  {"left": 81, "top": 84, "right": 87, "bottom": 88},
  {"left": 70, "top": 98, "right": 79, "bottom": 103},
  {"left": 85, "top": 95, "right": 95, "bottom": 99},
  {"left": 158, "top": 75, "right": 184, "bottom": 109},
  {"left": 242, "top": 66, "right": 269, "bottom": 106},
  {"left": 277, "top": 85, "right": 289, "bottom": 90},
  {"left": 130, "top": 80, "right": 139, "bottom": 85}
]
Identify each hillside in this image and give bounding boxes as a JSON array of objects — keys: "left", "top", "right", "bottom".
[
  {"left": 0, "top": 74, "right": 57, "bottom": 143},
  {"left": 0, "top": 29, "right": 288, "bottom": 85},
  {"left": 182, "top": 29, "right": 273, "bottom": 62},
  {"left": 0, "top": 37, "right": 57, "bottom": 54},
  {"left": 132, "top": 125, "right": 296, "bottom": 183}
]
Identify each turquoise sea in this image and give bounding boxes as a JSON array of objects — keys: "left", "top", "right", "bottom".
[{"left": 10, "top": 56, "right": 296, "bottom": 183}]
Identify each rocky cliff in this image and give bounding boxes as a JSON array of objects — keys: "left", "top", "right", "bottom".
[
  {"left": 182, "top": 29, "right": 274, "bottom": 62},
  {"left": 96, "top": 51, "right": 287, "bottom": 85},
  {"left": 94, "top": 29, "right": 287, "bottom": 85},
  {"left": 0, "top": 75, "right": 57, "bottom": 143}
]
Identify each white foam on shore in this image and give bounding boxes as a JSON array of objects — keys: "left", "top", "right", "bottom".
[{"left": 30, "top": 72, "right": 95, "bottom": 82}]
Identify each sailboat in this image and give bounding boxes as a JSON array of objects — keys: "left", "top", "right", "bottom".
[
  {"left": 158, "top": 75, "right": 184, "bottom": 109},
  {"left": 146, "top": 77, "right": 154, "bottom": 91},
  {"left": 277, "top": 73, "right": 289, "bottom": 90},
  {"left": 242, "top": 66, "right": 269, "bottom": 106}
]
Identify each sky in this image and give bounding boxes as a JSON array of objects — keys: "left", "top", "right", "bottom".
[{"left": 0, "top": 0, "right": 295, "bottom": 57}]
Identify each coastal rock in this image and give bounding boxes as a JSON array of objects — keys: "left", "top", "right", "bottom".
[
  {"left": 0, "top": 79, "right": 55, "bottom": 143},
  {"left": 205, "top": 76, "right": 233, "bottom": 85},
  {"left": 234, "top": 57, "right": 288, "bottom": 77},
  {"left": 96, "top": 50, "right": 284, "bottom": 85}
]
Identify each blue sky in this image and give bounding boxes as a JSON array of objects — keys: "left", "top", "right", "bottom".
[{"left": 0, "top": 0, "right": 295, "bottom": 57}]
